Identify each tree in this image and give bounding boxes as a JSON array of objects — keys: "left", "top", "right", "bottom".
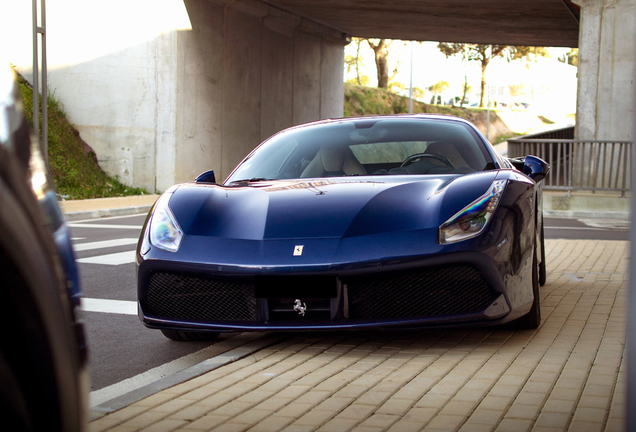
[
  {"left": 345, "top": 38, "right": 367, "bottom": 85},
  {"left": 428, "top": 80, "right": 450, "bottom": 95},
  {"left": 558, "top": 48, "right": 578, "bottom": 67},
  {"left": 412, "top": 87, "right": 425, "bottom": 100},
  {"left": 390, "top": 81, "right": 405, "bottom": 93},
  {"left": 460, "top": 82, "right": 471, "bottom": 106},
  {"left": 428, "top": 81, "right": 449, "bottom": 105},
  {"left": 437, "top": 44, "right": 549, "bottom": 108},
  {"left": 366, "top": 39, "right": 395, "bottom": 90},
  {"left": 437, "top": 44, "right": 506, "bottom": 108}
]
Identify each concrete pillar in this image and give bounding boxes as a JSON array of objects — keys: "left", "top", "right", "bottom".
[
  {"left": 320, "top": 39, "right": 346, "bottom": 120},
  {"left": 260, "top": 10, "right": 298, "bottom": 141},
  {"left": 175, "top": 0, "right": 225, "bottom": 188},
  {"left": 292, "top": 30, "right": 322, "bottom": 126},
  {"left": 175, "top": 0, "right": 348, "bottom": 183},
  {"left": 155, "top": 29, "right": 179, "bottom": 192},
  {"left": 574, "top": 0, "right": 636, "bottom": 141},
  {"left": 220, "top": 3, "right": 266, "bottom": 180}
]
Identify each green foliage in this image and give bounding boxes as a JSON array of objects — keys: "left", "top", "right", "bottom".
[
  {"left": 437, "top": 43, "right": 550, "bottom": 107},
  {"left": 558, "top": 48, "right": 578, "bottom": 67},
  {"left": 346, "top": 75, "right": 370, "bottom": 86},
  {"left": 16, "top": 72, "right": 147, "bottom": 199},
  {"left": 343, "top": 83, "right": 473, "bottom": 118},
  {"left": 508, "top": 46, "right": 550, "bottom": 61},
  {"left": 344, "top": 55, "right": 357, "bottom": 73},
  {"left": 411, "top": 87, "right": 425, "bottom": 100},
  {"left": 428, "top": 81, "right": 450, "bottom": 94},
  {"left": 389, "top": 81, "right": 405, "bottom": 93}
]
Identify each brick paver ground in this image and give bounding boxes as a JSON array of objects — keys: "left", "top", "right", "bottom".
[{"left": 90, "top": 240, "right": 628, "bottom": 432}]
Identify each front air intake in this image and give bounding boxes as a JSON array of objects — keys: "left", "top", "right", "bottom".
[
  {"left": 146, "top": 272, "right": 257, "bottom": 321},
  {"left": 344, "top": 265, "right": 497, "bottom": 320}
]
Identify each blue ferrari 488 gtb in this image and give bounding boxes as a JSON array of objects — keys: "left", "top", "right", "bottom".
[{"left": 137, "top": 115, "right": 549, "bottom": 340}]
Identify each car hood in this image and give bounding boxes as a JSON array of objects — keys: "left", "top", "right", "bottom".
[{"left": 169, "top": 173, "right": 499, "bottom": 241}]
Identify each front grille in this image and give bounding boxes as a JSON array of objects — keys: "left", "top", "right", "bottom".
[
  {"left": 345, "top": 266, "right": 497, "bottom": 320},
  {"left": 146, "top": 273, "right": 257, "bottom": 321}
]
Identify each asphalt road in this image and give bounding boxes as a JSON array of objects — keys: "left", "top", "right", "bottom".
[{"left": 71, "top": 213, "right": 629, "bottom": 406}]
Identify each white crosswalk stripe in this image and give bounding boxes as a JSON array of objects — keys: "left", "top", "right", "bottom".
[
  {"left": 73, "top": 238, "right": 139, "bottom": 252},
  {"left": 77, "top": 250, "right": 137, "bottom": 265},
  {"left": 68, "top": 223, "right": 143, "bottom": 229},
  {"left": 82, "top": 298, "right": 137, "bottom": 315}
]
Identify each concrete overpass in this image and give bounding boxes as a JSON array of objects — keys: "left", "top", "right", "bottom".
[
  {"left": 264, "top": 0, "right": 581, "bottom": 47},
  {"left": 3, "top": 0, "right": 633, "bottom": 191}
]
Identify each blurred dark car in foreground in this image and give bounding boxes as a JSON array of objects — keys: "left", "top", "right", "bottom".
[
  {"left": 137, "top": 114, "right": 549, "bottom": 341},
  {"left": 0, "top": 66, "right": 88, "bottom": 431}
]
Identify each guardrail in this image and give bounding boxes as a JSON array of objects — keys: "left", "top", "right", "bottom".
[{"left": 508, "top": 139, "right": 632, "bottom": 196}]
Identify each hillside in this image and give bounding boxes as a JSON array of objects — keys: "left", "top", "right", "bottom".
[{"left": 344, "top": 83, "right": 516, "bottom": 143}]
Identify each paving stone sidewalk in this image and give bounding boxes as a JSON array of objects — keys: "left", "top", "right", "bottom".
[{"left": 89, "top": 239, "right": 628, "bottom": 432}]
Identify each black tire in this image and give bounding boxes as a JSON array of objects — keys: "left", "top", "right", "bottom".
[
  {"left": 160, "top": 329, "right": 220, "bottom": 341},
  {"left": 539, "top": 223, "right": 547, "bottom": 286},
  {"left": 0, "top": 350, "right": 31, "bottom": 432},
  {"left": 516, "top": 251, "right": 541, "bottom": 329}
]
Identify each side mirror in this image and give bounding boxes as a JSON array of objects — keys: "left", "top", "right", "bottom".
[
  {"left": 195, "top": 170, "right": 216, "bottom": 184},
  {"left": 522, "top": 155, "right": 550, "bottom": 182},
  {"left": 508, "top": 156, "right": 525, "bottom": 171}
]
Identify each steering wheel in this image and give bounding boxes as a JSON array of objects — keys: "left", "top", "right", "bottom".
[{"left": 400, "top": 152, "right": 454, "bottom": 168}]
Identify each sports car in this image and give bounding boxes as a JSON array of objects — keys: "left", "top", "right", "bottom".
[{"left": 137, "top": 115, "right": 549, "bottom": 341}]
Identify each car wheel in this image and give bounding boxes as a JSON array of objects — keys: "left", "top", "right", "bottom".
[
  {"left": 539, "top": 223, "right": 547, "bottom": 286},
  {"left": 516, "top": 251, "right": 541, "bottom": 330},
  {"left": 0, "top": 350, "right": 31, "bottom": 432},
  {"left": 160, "top": 329, "right": 220, "bottom": 341}
]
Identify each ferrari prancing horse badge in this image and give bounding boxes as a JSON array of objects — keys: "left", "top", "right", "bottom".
[
  {"left": 293, "top": 245, "right": 304, "bottom": 256},
  {"left": 293, "top": 299, "right": 307, "bottom": 316}
]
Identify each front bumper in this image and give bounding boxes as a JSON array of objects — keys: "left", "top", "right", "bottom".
[{"left": 138, "top": 251, "right": 528, "bottom": 331}]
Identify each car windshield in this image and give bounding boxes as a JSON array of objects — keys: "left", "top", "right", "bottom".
[{"left": 225, "top": 117, "right": 493, "bottom": 183}]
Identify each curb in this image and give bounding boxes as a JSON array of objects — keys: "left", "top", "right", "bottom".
[
  {"left": 63, "top": 205, "right": 153, "bottom": 222},
  {"left": 89, "top": 334, "right": 284, "bottom": 421},
  {"left": 544, "top": 209, "right": 630, "bottom": 220}
]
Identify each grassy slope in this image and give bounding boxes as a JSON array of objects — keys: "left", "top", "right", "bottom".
[
  {"left": 343, "top": 83, "right": 519, "bottom": 143},
  {"left": 344, "top": 82, "right": 473, "bottom": 118},
  {"left": 16, "top": 73, "right": 146, "bottom": 199}
]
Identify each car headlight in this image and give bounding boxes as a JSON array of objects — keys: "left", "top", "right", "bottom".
[
  {"left": 438, "top": 179, "right": 506, "bottom": 244},
  {"left": 149, "top": 192, "right": 183, "bottom": 252}
]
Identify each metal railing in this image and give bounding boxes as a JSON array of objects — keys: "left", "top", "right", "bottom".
[
  {"left": 513, "top": 125, "right": 575, "bottom": 141},
  {"left": 508, "top": 139, "right": 632, "bottom": 196}
]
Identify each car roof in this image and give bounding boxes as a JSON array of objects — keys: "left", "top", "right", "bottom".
[{"left": 301, "top": 114, "right": 474, "bottom": 128}]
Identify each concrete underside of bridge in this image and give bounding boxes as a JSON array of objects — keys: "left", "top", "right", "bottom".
[{"left": 266, "top": 0, "right": 581, "bottom": 47}]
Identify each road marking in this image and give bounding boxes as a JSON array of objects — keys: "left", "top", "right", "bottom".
[
  {"left": 74, "top": 238, "right": 139, "bottom": 252},
  {"left": 89, "top": 333, "right": 273, "bottom": 409},
  {"left": 82, "top": 298, "right": 137, "bottom": 315},
  {"left": 544, "top": 226, "right": 621, "bottom": 231},
  {"left": 77, "top": 250, "right": 136, "bottom": 265},
  {"left": 69, "top": 213, "right": 149, "bottom": 224},
  {"left": 68, "top": 223, "right": 143, "bottom": 229}
]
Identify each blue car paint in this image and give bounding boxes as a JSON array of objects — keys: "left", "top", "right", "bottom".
[{"left": 38, "top": 190, "right": 82, "bottom": 305}]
